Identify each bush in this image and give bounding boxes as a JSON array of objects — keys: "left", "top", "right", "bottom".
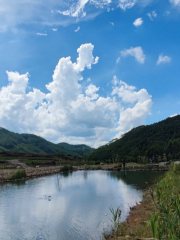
[
  {"left": 171, "top": 162, "right": 180, "bottom": 173},
  {"left": 60, "top": 165, "right": 73, "bottom": 172},
  {"left": 85, "top": 165, "right": 102, "bottom": 170},
  {"left": 114, "top": 163, "right": 122, "bottom": 169},
  {"left": 10, "top": 170, "right": 26, "bottom": 180}
]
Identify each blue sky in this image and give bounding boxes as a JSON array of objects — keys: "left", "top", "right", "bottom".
[{"left": 0, "top": 0, "right": 180, "bottom": 147}]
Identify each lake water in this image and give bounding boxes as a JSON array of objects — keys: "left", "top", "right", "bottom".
[{"left": 0, "top": 170, "right": 163, "bottom": 240}]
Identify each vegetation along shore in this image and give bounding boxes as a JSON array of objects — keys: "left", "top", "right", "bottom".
[
  {"left": 104, "top": 162, "right": 180, "bottom": 240},
  {"left": 0, "top": 161, "right": 169, "bottom": 182}
]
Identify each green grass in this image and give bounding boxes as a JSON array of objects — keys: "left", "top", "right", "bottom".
[{"left": 148, "top": 163, "right": 180, "bottom": 239}]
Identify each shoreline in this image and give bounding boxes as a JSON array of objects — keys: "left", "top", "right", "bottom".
[
  {"left": 0, "top": 164, "right": 168, "bottom": 183},
  {"left": 0, "top": 166, "right": 60, "bottom": 183},
  {"left": 106, "top": 188, "right": 155, "bottom": 240},
  {"left": 119, "top": 189, "right": 154, "bottom": 239}
]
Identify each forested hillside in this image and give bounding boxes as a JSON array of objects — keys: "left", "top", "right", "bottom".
[
  {"left": 89, "top": 115, "right": 180, "bottom": 163},
  {"left": 0, "top": 128, "right": 94, "bottom": 157}
]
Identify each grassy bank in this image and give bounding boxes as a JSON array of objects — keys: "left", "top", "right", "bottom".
[
  {"left": 148, "top": 163, "right": 180, "bottom": 240},
  {"left": 106, "top": 163, "right": 180, "bottom": 240}
]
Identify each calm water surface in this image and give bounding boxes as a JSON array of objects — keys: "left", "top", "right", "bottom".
[{"left": 0, "top": 170, "right": 163, "bottom": 240}]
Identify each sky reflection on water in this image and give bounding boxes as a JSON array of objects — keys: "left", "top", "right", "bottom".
[{"left": 0, "top": 170, "right": 163, "bottom": 240}]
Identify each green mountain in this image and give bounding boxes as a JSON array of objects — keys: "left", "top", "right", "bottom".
[
  {"left": 0, "top": 128, "right": 94, "bottom": 157},
  {"left": 89, "top": 115, "right": 180, "bottom": 163}
]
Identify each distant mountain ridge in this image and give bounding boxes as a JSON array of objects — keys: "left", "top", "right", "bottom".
[
  {"left": 0, "top": 128, "right": 94, "bottom": 157},
  {"left": 89, "top": 115, "right": 180, "bottom": 162}
]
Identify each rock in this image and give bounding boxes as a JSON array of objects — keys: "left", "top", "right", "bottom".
[
  {"left": 174, "top": 161, "right": 180, "bottom": 165},
  {"left": 134, "top": 219, "right": 139, "bottom": 222},
  {"left": 16, "top": 166, "right": 21, "bottom": 169},
  {"left": 36, "top": 166, "right": 39, "bottom": 168},
  {"left": 125, "top": 235, "right": 131, "bottom": 239}
]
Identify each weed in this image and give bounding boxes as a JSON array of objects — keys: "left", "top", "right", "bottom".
[
  {"left": 121, "top": 223, "right": 128, "bottom": 236},
  {"left": 99, "top": 206, "right": 122, "bottom": 240}
]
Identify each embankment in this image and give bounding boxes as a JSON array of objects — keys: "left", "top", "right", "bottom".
[
  {"left": 0, "top": 166, "right": 60, "bottom": 182},
  {"left": 0, "top": 162, "right": 169, "bottom": 182}
]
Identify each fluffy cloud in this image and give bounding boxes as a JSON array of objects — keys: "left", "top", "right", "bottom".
[
  {"left": 112, "top": 79, "right": 151, "bottom": 104},
  {"left": 156, "top": 54, "right": 171, "bottom": 65},
  {"left": 118, "top": 0, "right": 137, "bottom": 10},
  {"left": 85, "top": 84, "right": 99, "bottom": 99},
  {"left": 111, "top": 77, "right": 152, "bottom": 137},
  {"left": 121, "top": 46, "right": 145, "bottom": 64},
  {"left": 169, "top": 0, "right": 180, "bottom": 6},
  {"left": 170, "top": 113, "right": 179, "bottom": 118},
  {"left": 0, "top": 44, "right": 152, "bottom": 147},
  {"left": 116, "top": 99, "right": 152, "bottom": 135},
  {"left": 133, "top": 18, "right": 143, "bottom": 27}
]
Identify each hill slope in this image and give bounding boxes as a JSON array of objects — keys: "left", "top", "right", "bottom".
[
  {"left": 89, "top": 115, "right": 180, "bottom": 163},
  {"left": 0, "top": 128, "right": 94, "bottom": 157}
]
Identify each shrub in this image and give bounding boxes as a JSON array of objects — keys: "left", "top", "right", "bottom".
[
  {"left": 85, "top": 165, "right": 102, "bottom": 170},
  {"left": 114, "top": 163, "right": 122, "bottom": 169},
  {"left": 60, "top": 165, "right": 73, "bottom": 172},
  {"left": 171, "top": 162, "right": 180, "bottom": 173},
  {"left": 10, "top": 170, "right": 26, "bottom": 180}
]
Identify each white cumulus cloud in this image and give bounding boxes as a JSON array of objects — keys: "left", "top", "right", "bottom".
[
  {"left": 85, "top": 84, "right": 99, "bottom": 100},
  {"left": 133, "top": 17, "right": 143, "bottom": 27},
  {"left": 170, "top": 113, "right": 179, "bottom": 118},
  {"left": 156, "top": 54, "right": 171, "bottom": 65},
  {"left": 111, "top": 77, "right": 152, "bottom": 137},
  {"left": 0, "top": 44, "right": 152, "bottom": 147},
  {"left": 121, "top": 46, "right": 145, "bottom": 64},
  {"left": 117, "top": 99, "right": 152, "bottom": 135}
]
